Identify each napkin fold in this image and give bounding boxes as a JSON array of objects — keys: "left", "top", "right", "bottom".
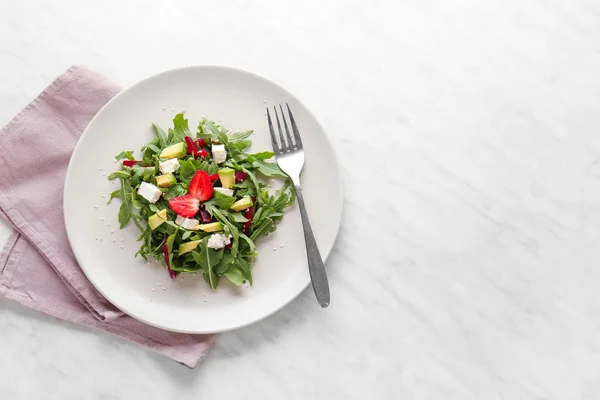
[{"left": 0, "top": 66, "right": 216, "bottom": 368}]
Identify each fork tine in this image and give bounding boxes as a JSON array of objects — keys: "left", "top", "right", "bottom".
[
  {"left": 273, "top": 106, "right": 288, "bottom": 152},
  {"left": 266, "top": 108, "right": 280, "bottom": 154},
  {"left": 286, "top": 103, "right": 303, "bottom": 149},
  {"left": 279, "top": 104, "right": 295, "bottom": 149}
]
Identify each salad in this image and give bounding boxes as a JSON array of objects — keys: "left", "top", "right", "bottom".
[{"left": 107, "top": 113, "right": 295, "bottom": 289}]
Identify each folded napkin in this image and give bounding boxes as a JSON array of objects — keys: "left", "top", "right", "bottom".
[{"left": 0, "top": 66, "right": 216, "bottom": 368}]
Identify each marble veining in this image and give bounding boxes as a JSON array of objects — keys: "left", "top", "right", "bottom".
[{"left": 1, "top": 0, "right": 600, "bottom": 398}]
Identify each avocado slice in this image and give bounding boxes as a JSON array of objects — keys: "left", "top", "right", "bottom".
[
  {"left": 217, "top": 168, "right": 235, "bottom": 189},
  {"left": 197, "top": 222, "right": 224, "bottom": 232},
  {"left": 156, "top": 173, "right": 177, "bottom": 188},
  {"left": 230, "top": 196, "right": 253, "bottom": 212},
  {"left": 160, "top": 142, "right": 186, "bottom": 159},
  {"left": 179, "top": 240, "right": 202, "bottom": 255},
  {"left": 148, "top": 209, "right": 167, "bottom": 230}
]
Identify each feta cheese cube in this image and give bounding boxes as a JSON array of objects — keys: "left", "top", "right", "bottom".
[
  {"left": 137, "top": 182, "right": 162, "bottom": 204},
  {"left": 159, "top": 159, "right": 180, "bottom": 174},
  {"left": 207, "top": 233, "right": 232, "bottom": 249},
  {"left": 212, "top": 144, "right": 227, "bottom": 164},
  {"left": 175, "top": 215, "right": 199, "bottom": 230},
  {"left": 213, "top": 187, "right": 234, "bottom": 197}
]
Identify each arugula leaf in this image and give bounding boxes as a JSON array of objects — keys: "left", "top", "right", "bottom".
[
  {"left": 108, "top": 171, "right": 130, "bottom": 181},
  {"left": 230, "top": 140, "right": 251, "bottom": 151},
  {"left": 115, "top": 150, "right": 134, "bottom": 161},
  {"left": 229, "top": 212, "right": 248, "bottom": 223},
  {"left": 179, "top": 159, "right": 196, "bottom": 185},
  {"left": 237, "top": 257, "right": 252, "bottom": 285},
  {"left": 145, "top": 143, "right": 162, "bottom": 154},
  {"left": 171, "top": 113, "right": 191, "bottom": 143},
  {"left": 224, "top": 267, "right": 245, "bottom": 285},
  {"left": 118, "top": 202, "right": 131, "bottom": 228},
  {"left": 191, "top": 241, "right": 224, "bottom": 290},
  {"left": 164, "top": 183, "right": 187, "bottom": 200},
  {"left": 208, "top": 207, "right": 240, "bottom": 256},
  {"left": 181, "top": 230, "right": 192, "bottom": 240},
  {"left": 107, "top": 190, "right": 121, "bottom": 204},
  {"left": 152, "top": 123, "right": 168, "bottom": 148},
  {"left": 215, "top": 252, "right": 236, "bottom": 274},
  {"left": 252, "top": 160, "right": 288, "bottom": 178},
  {"left": 204, "top": 191, "right": 236, "bottom": 211},
  {"left": 202, "top": 119, "right": 229, "bottom": 145},
  {"left": 228, "top": 130, "right": 253, "bottom": 142}
]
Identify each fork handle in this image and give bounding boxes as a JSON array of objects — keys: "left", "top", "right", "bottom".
[{"left": 294, "top": 184, "right": 330, "bottom": 308}]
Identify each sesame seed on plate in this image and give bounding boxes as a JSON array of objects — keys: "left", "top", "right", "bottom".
[
  {"left": 120, "top": 238, "right": 124, "bottom": 242},
  {"left": 112, "top": 239, "right": 116, "bottom": 242},
  {"left": 120, "top": 245, "right": 124, "bottom": 249},
  {"left": 263, "top": 100, "right": 266, "bottom": 103},
  {"left": 95, "top": 237, "right": 98, "bottom": 240},
  {"left": 162, "top": 287, "right": 167, "bottom": 291},
  {"left": 100, "top": 217, "right": 104, "bottom": 221},
  {"left": 99, "top": 238, "right": 103, "bottom": 241},
  {"left": 100, "top": 167, "right": 103, "bottom": 171},
  {"left": 280, "top": 244, "right": 284, "bottom": 248},
  {"left": 101, "top": 195, "right": 106, "bottom": 198},
  {"left": 94, "top": 205, "right": 98, "bottom": 209},
  {"left": 107, "top": 223, "right": 111, "bottom": 226},
  {"left": 203, "top": 299, "right": 208, "bottom": 302},
  {"left": 162, "top": 107, "right": 166, "bottom": 110},
  {"left": 111, "top": 230, "right": 114, "bottom": 233},
  {"left": 273, "top": 248, "right": 276, "bottom": 251},
  {"left": 152, "top": 288, "right": 155, "bottom": 292},
  {"left": 171, "top": 108, "right": 175, "bottom": 111}
]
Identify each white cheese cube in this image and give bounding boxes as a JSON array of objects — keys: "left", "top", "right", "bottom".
[
  {"left": 212, "top": 144, "right": 227, "bottom": 164},
  {"left": 213, "top": 187, "right": 234, "bottom": 197},
  {"left": 207, "top": 233, "right": 232, "bottom": 249},
  {"left": 137, "top": 182, "right": 162, "bottom": 204},
  {"left": 159, "top": 159, "right": 180, "bottom": 174},
  {"left": 175, "top": 215, "right": 199, "bottom": 230}
]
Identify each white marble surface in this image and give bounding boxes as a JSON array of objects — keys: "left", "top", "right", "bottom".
[{"left": 1, "top": 0, "right": 600, "bottom": 398}]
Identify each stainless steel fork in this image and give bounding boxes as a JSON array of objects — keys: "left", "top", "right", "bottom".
[{"left": 267, "top": 104, "right": 330, "bottom": 308}]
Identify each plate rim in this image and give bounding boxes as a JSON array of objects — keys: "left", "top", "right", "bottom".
[{"left": 64, "top": 65, "right": 344, "bottom": 333}]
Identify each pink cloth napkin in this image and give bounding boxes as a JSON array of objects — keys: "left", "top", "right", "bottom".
[{"left": 0, "top": 66, "right": 216, "bottom": 368}]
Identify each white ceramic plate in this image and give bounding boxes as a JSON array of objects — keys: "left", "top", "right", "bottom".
[{"left": 64, "top": 66, "right": 342, "bottom": 333}]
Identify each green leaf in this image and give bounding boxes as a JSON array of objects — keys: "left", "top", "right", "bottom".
[
  {"left": 108, "top": 171, "right": 130, "bottom": 181},
  {"left": 230, "top": 140, "right": 251, "bottom": 151},
  {"left": 148, "top": 204, "right": 159, "bottom": 212},
  {"left": 248, "top": 151, "right": 274, "bottom": 161},
  {"left": 204, "top": 191, "right": 236, "bottom": 211},
  {"left": 215, "top": 252, "right": 236, "bottom": 274},
  {"left": 171, "top": 113, "right": 191, "bottom": 143},
  {"left": 152, "top": 123, "right": 168, "bottom": 148},
  {"left": 191, "top": 241, "right": 224, "bottom": 290},
  {"left": 228, "top": 130, "right": 253, "bottom": 142},
  {"left": 145, "top": 143, "right": 161, "bottom": 154},
  {"left": 237, "top": 257, "right": 252, "bottom": 285},
  {"left": 130, "top": 190, "right": 143, "bottom": 210},
  {"left": 164, "top": 183, "right": 187, "bottom": 200},
  {"left": 115, "top": 151, "right": 134, "bottom": 161},
  {"left": 181, "top": 230, "right": 192, "bottom": 240},
  {"left": 230, "top": 212, "right": 248, "bottom": 223},
  {"left": 167, "top": 231, "right": 177, "bottom": 254},
  {"left": 118, "top": 202, "right": 132, "bottom": 228},
  {"left": 238, "top": 232, "right": 256, "bottom": 254},
  {"left": 107, "top": 190, "right": 121, "bottom": 204},
  {"left": 224, "top": 267, "right": 245, "bottom": 285},
  {"left": 208, "top": 207, "right": 240, "bottom": 256},
  {"left": 179, "top": 159, "right": 196, "bottom": 185},
  {"left": 252, "top": 160, "right": 288, "bottom": 178},
  {"left": 202, "top": 119, "right": 229, "bottom": 145}
]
